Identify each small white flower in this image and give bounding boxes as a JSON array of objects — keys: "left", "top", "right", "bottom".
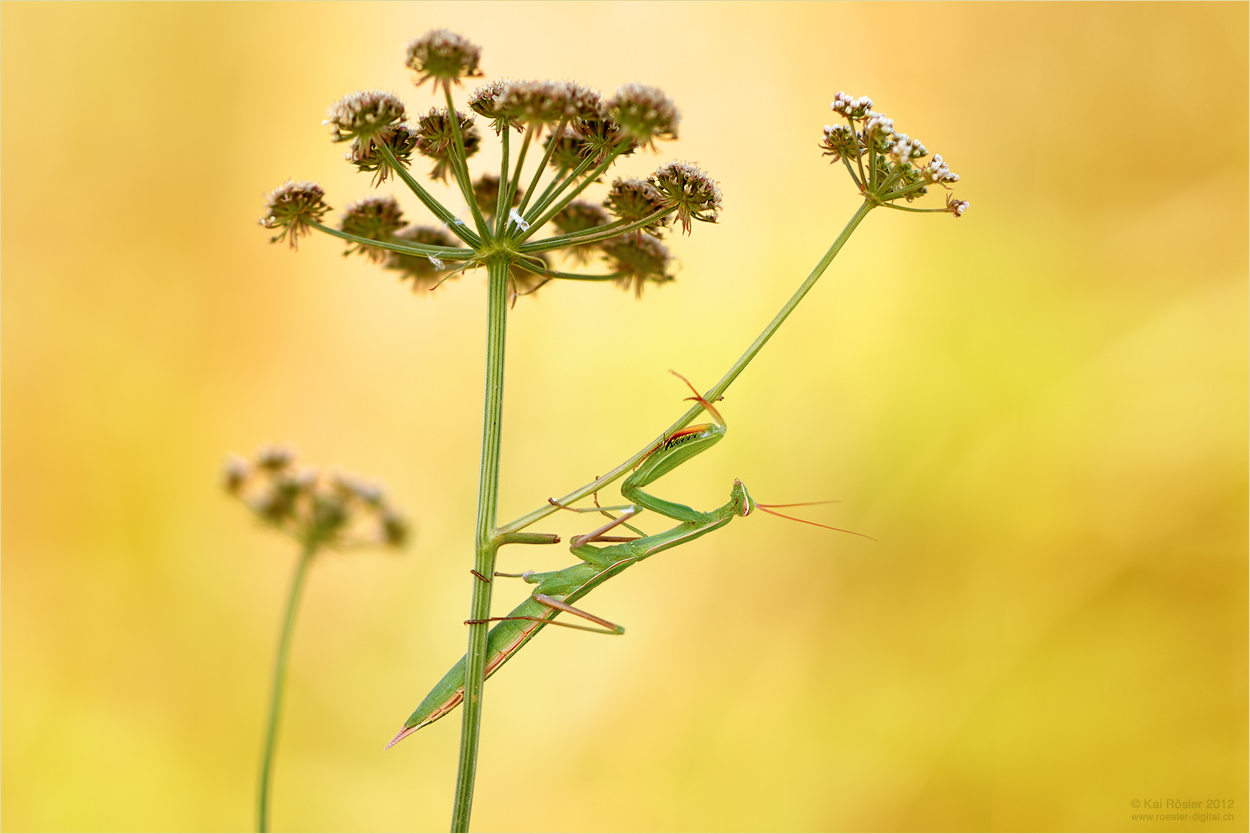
[
  {"left": 863, "top": 112, "right": 895, "bottom": 140},
  {"left": 921, "top": 154, "right": 959, "bottom": 185},
  {"left": 946, "top": 194, "right": 969, "bottom": 218}
]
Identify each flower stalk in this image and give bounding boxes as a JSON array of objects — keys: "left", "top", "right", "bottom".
[{"left": 454, "top": 256, "right": 510, "bottom": 831}]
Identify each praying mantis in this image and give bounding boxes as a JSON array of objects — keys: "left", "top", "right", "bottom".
[{"left": 387, "top": 374, "right": 865, "bottom": 749}]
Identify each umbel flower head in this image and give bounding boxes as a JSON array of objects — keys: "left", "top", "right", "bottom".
[
  {"left": 648, "top": 161, "right": 721, "bottom": 234},
  {"left": 386, "top": 225, "right": 459, "bottom": 292},
  {"left": 472, "top": 174, "right": 522, "bottom": 220},
  {"left": 601, "top": 233, "right": 673, "bottom": 298},
  {"left": 326, "top": 90, "right": 407, "bottom": 147},
  {"left": 552, "top": 200, "right": 611, "bottom": 263},
  {"left": 340, "top": 195, "right": 406, "bottom": 262},
  {"left": 494, "top": 80, "right": 604, "bottom": 131},
  {"left": 224, "top": 445, "right": 409, "bottom": 549},
  {"left": 413, "top": 107, "right": 481, "bottom": 181},
  {"left": 608, "top": 83, "right": 680, "bottom": 150},
  {"left": 259, "top": 181, "right": 331, "bottom": 249},
  {"left": 821, "top": 91, "right": 968, "bottom": 218},
  {"left": 262, "top": 30, "right": 722, "bottom": 301},
  {"left": 604, "top": 178, "right": 670, "bottom": 238},
  {"left": 406, "top": 29, "right": 483, "bottom": 89},
  {"left": 346, "top": 124, "right": 419, "bottom": 185}
]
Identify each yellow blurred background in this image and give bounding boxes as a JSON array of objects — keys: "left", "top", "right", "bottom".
[{"left": 3, "top": 2, "right": 1245, "bottom": 831}]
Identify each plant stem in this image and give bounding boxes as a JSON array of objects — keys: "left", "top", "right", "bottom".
[
  {"left": 451, "top": 256, "right": 511, "bottom": 832},
  {"left": 498, "top": 198, "right": 875, "bottom": 536},
  {"left": 257, "top": 541, "right": 317, "bottom": 833},
  {"left": 377, "top": 142, "right": 481, "bottom": 248},
  {"left": 442, "top": 83, "right": 491, "bottom": 240}
]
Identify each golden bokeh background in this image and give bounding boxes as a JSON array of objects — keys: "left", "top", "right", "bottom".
[{"left": 2, "top": 3, "right": 1245, "bottom": 831}]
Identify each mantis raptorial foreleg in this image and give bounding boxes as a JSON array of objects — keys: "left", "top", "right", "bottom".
[{"left": 387, "top": 373, "right": 863, "bottom": 749}]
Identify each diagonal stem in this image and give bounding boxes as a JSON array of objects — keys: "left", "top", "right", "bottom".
[{"left": 497, "top": 198, "right": 876, "bottom": 537}]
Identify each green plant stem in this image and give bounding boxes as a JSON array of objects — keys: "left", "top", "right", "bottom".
[
  {"left": 498, "top": 198, "right": 876, "bottom": 537},
  {"left": 442, "top": 84, "right": 491, "bottom": 240},
  {"left": 518, "top": 147, "right": 629, "bottom": 240},
  {"left": 377, "top": 142, "right": 481, "bottom": 248},
  {"left": 495, "top": 129, "right": 511, "bottom": 236},
  {"left": 505, "top": 127, "right": 535, "bottom": 224},
  {"left": 515, "top": 118, "right": 567, "bottom": 218},
  {"left": 451, "top": 256, "right": 511, "bottom": 832},
  {"left": 517, "top": 207, "right": 672, "bottom": 255},
  {"left": 307, "top": 221, "right": 472, "bottom": 261},
  {"left": 257, "top": 541, "right": 317, "bottom": 833}
]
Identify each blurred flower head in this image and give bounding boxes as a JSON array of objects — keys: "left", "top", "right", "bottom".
[{"left": 224, "top": 445, "right": 409, "bottom": 550}]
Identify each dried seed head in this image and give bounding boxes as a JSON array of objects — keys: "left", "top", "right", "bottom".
[
  {"left": 345, "top": 124, "right": 419, "bottom": 185},
  {"left": 413, "top": 107, "right": 481, "bottom": 182},
  {"left": 604, "top": 177, "right": 669, "bottom": 237},
  {"left": 405, "top": 29, "right": 483, "bottom": 89},
  {"left": 574, "top": 116, "right": 634, "bottom": 163},
  {"left": 601, "top": 232, "right": 673, "bottom": 298},
  {"left": 648, "top": 161, "right": 721, "bottom": 234},
  {"left": 543, "top": 125, "right": 586, "bottom": 170},
  {"left": 472, "top": 173, "right": 522, "bottom": 219},
  {"left": 495, "top": 80, "right": 604, "bottom": 129},
  {"left": 468, "top": 78, "right": 522, "bottom": 134},
  {"left": 386, "top": 225, "right": 458, "bottom": 291},
  {"left": 259, "top": 181, "right": 331, "bottom": 250},
  {"left": 553, "top": 200, "right": 611, "bottom": 236},
  {"left": 608, "top": 83, "right": 680, "bottom": 149},
  {"left": 325, "top": 90, "right": 407, "bottom": 146},
  {"left": 340, "top": 195, "right": 406, "bottom": 263},
  {"left": 552, "top": 200, "right": 611, "bottom": 263}
]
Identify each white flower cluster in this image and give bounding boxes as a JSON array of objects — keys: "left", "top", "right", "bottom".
[
  {"left": 831, "top": 92, "right": 874, "bottom": 119},
  {"left": 822, "top": 123, "right": 856, "bottom": 144},
  {"left": 824, "top": 91, "right": 967, "bottom": 218},
  {"left": 888, "top": 133, "right": 928, "bottom": 164},
  {"left": 921, "top": 154, "right": 959, "bottom": 185},
  {"left": 862, "top": 112, "right": 895, "bottom": 141},
  {"left": 946, "top": 195, "right": 970, "bottom": 218}
]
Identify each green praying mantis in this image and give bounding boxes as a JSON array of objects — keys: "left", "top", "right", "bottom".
[{"left": 387, "top": 374, "right": 869, "bottom": 749}]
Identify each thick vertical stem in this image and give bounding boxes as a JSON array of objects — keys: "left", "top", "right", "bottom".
[
  {"left": 257, "top": 542, "right": 317, "bottom": 833},
  {"left": 451, "top": 256, "right": 510, "bottom": 832}
]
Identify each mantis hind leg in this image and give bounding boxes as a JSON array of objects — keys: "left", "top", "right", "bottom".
[{"left": 466, "top": 593, "right": 625, "bottom": 635}]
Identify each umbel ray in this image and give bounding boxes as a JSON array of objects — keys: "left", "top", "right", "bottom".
[{"left": 388, "top": 372, "right": 871, "bottom": 748}]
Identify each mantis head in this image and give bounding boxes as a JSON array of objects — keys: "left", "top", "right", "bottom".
[{"left": 731, "top": 478, "right": 756, "bottom": 517}]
